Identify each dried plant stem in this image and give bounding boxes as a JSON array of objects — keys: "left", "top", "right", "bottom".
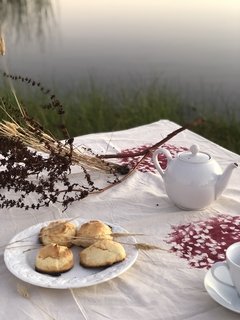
[
  {"left": 5, "top": 245, "right": 39, "bottom": 250},
  {"left": 100, "top": 117, "right": 204, "bottom": 159},
  {"left": 1, "top": 235, "right": 38, "bottom": 250},
  {"left": 88, "top": 117, "right": 204, "bottom": 194},
  {"left": 112, "top": 232, "right": 145, "bottom": 237},
  {"left": 118, "top": 241, "right": 167, "bottom": 251},
  {"left": 69, "top": 288, "right": 89, "bottom": 319},
  {"left": 71, "top": 233, "right": 144, "bottom": 240},
  {"left": 9, "top": 240, "right": 165, "bottom": 252},
  {"left": 134, "top": 243, "right": 167, "bottom": 251},
  {"left": 4, "top": 225, "right": 162, "bottom": 252}
]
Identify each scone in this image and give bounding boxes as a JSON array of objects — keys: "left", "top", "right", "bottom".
[
  {"left": 39, "top": 220, "right": 76, "bottom": 247},
  {"left": 72, "top": 220, "right": 112, "bottom": 247},
  {"left": 80, "top": 239, "right": 126, "bottom": 268},
  {"left": 35, "top": 243, "right": 74, "bottom": 275}
]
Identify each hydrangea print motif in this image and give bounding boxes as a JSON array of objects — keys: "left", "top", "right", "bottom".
[
  {"left": 118, "top": 144, "right": 188, "bottom": 173},
  {"left": 166, "top": 214, "right": 240, "bottom": 269}
]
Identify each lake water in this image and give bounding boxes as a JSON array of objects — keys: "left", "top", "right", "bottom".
[{"left": 1, "top": 0, "right": 240, "bottom": 110}]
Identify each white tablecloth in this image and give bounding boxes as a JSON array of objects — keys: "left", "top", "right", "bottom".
[{"left": 1, "top": 119, "right": 240, "bottom": 320}]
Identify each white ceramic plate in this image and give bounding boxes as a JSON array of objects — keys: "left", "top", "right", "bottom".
[
  {"left": 204, "top": 265, "right": 240, "bottom": 313},
  {"left": 4, "top": 219, "right": 138, "bottom": 289}
]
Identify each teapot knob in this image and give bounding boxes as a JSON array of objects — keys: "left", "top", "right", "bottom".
[{"left": 190, "top": 144, "right": 200, "bottom": 156}]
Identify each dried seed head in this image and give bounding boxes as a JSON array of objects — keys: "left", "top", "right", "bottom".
[
  {"left": 17, "top": 283, "right": 30, "bottom": 299},
  {"left": 135, "top": 243, "right": 166, "bottom": 251},
  {"left": 0, "top": 33, "right": 6, "bottom": 56}
]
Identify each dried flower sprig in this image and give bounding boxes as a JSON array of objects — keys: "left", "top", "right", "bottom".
[
  {"left": 0, "top": 136, "right": 71, "bottom": 209},
  {"left": 0, "top": 131, "right": 122, "bottom": 210},
  {"left": 3, "top": 72, "right": 65, "bottom": 116}
]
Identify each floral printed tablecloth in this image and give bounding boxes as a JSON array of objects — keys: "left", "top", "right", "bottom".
[{"left": 0, "top": 119, "right": 240, "bottom": 320}]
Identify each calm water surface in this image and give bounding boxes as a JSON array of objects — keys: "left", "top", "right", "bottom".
[{"left": 1, "top": 0, "right": 240, "bottom": 108}]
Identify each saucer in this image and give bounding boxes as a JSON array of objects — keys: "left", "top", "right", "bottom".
[{"left": 204, "top": 264, "right": 240, "bottom": 313}]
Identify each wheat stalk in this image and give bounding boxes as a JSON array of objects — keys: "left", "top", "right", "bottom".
[
  {"left": 9, "top": 240, "right": 164, "bottom": 252},
  {"left": 5, "top": 233, "right": 164, "bottom": 252},
  {"left": 3, "top": 218, "right": 165, "bottom": 252},
  {"left": 134, "top": 243, "right": 166, "bottom": 251},
  {"left": 0, "top": 33, "right": 5, "bottom": 56},
  {"left": 0, "top": 118, "right": 117, "bottom": 172}
]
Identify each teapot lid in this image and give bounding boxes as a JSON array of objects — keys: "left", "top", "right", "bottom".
[{"left": 179, "top": 144, "right": 210, "bottom": 163}]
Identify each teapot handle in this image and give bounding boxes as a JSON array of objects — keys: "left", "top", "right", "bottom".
[{"left": 152, "top": 148, "right": 172, "bottom": 177}]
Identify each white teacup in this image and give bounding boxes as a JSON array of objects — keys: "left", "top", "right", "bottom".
[{"left": 211, "top": 242, "right": 240, "bottom": 295}]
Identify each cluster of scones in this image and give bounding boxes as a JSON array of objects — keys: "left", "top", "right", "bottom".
[{"left": 35, "top": 220, "right": 126, "bottom": 275}]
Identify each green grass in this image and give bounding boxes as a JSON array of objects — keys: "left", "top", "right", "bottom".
[{"left": 0, "top": 80, "right": 240, "bottom": 154}]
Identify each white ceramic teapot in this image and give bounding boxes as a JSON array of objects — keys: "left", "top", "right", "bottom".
[{"left": 152, "top": 144, "right": 238, "bottom": 210}]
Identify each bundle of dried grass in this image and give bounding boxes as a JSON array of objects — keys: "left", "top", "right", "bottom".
[
  {"left": 0, "top": 71, "right": 129, "bottom": 210},
  {"left": 0, "top": 88, "right": 121, "bottom": 173},
  {"left": 0, "top": 119, "right": 117, "bottom": 172}
]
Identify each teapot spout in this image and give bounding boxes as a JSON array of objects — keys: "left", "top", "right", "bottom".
[{"left": 215, "top": 163, "right": 238, "bottom": 199}]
